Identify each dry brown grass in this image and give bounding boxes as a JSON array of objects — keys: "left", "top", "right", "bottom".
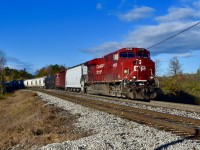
[{"left": 0, "top": 90, "right": 92, "bottom": 150}]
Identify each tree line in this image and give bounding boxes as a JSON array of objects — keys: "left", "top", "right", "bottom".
[
  {"left": 0, "top": 51, "right": 65, "bottom": 83},
  {"left": 2, "top": 65, "right": 66, "bottom": 81}
]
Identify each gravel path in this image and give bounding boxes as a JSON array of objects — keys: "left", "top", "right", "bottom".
[{"left": 36, "top": 92, "right": 200, "bottom": 150}]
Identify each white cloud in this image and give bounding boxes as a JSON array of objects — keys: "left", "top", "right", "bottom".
[
  {"left": 193, "top": 0, "right": 200, "bottom": 7},
  {"left": 86, "top": 2, "right": 200, "bottom": 58},
  {"left": 96, "top": 3, "right": 103, "bottom": 10},
  {"left": 156, "top": 7, "right": 199, "bottom": 22},
  {"left": 119, "top": 6, "right": 155, "bottom": 21},
  {"left": 173, "top": 52, "right": 193, "bottom": 58},
  {"left": 124, "top": 21, "right": 200, "bottom": 54},
  {"left": 86, "top": 21, "right": 200, "bottom": 57},
  {"left": 84, "top": 42, "right": 124, "bottom": 57},
  {"left": 7, "top": 56, "right": 34, "bottom": 72}
]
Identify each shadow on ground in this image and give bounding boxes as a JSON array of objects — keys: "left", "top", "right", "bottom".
[
  {"left": 155, "top": 135, "right": 199, "bottom": 150},
  {"left": 156, "top": 89, "right": 199, "bottom": 105}
]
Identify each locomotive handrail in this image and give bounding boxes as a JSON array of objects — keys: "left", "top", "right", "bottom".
[{"left": 122, "top": 70, "right": 135, "bottom": 82}]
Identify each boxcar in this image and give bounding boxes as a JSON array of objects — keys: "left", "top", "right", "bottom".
[
  {"left": 65, "top": 64, "right": 87, "bottom": 92},
  {"left": 54, "top": 70, "right": 66, "bottom": 89}
]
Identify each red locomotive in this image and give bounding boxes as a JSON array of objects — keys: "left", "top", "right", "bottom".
[{"left": 84, "top": 47, "right": 159, "bottom": 101}]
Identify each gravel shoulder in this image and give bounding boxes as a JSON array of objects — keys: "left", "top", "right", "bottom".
[
  {"left": 36, "top": 91, "right": 200, "bottom": 150},
  {"left": 74, "top": 93, "right": 200, "bottom": 120}
]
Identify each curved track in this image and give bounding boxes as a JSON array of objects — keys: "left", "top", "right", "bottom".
[
  {"left": 49, "top": 89, "right": 200, "bottom": 114},
  {"left": 35, "top": 89, "right": 200, "bottom": 139}
]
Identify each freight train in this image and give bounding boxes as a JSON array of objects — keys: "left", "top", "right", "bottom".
[{"left": 5, "top": 47, "right": 159, "bottom": 101}]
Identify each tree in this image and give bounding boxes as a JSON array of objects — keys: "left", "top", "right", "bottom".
[
  {"left": 155, "top": 59, "right": 162, "bottom": 76},
  {"left": 0, "top": 51, "right": 6, "bottom": 71},
  {"left": 35, "top": 64, "right": 66, "bottom": 77},
  {"left": 35, "top": 68, "right": 47, "bottom": 77},
  {"left": 2, "top": 67, "right": 33, "bottom": 81},
  {"left": 169, "top": 57, "right": 182, "bottom": 76},
  {"left": 197, "top": 67, "right": 200, "bottom": 76},
  {"left": 0, "top": 50, "right": 6, "bottom": 94}
]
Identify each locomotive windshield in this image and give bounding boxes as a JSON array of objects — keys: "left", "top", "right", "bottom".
[
  {"left": 137, "top": 52, "right": 149, "bottom": 58},
  {"left": 120, "top": 52, "right": 135, "bottom": 58}
]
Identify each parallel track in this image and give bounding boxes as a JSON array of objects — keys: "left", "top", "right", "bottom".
[
  {"left": 53, "top": 89, "right": 200, "bottom": 113},
  {"left": 36, "top": 89, "right": 200, "bottom": 139}
]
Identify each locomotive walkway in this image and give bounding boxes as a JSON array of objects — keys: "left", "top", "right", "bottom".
[{"left": 36, "top": 89, "right": 200, "bottom": 139}]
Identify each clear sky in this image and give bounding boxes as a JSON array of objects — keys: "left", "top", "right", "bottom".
[{"left": 1, "top": 0, "right": 200, "bottom": 75}]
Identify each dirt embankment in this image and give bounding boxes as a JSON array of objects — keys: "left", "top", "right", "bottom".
[{"left": 0, "top": 90, "right": 91, "bottom": 149}]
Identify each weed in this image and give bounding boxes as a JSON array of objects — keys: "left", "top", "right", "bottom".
[{"left": 0, "top": 90, "right": 93, "bottom": 149}]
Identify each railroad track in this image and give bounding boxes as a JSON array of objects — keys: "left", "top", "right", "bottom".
[
  {"left": 49, "top": 89, "right": 200, "bottom": 114},
  {"left": 35, "top": 89, "right": 200, "bottom": 139}
]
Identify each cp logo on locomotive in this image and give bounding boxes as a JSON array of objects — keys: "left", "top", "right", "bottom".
[{"left": 134, "top": 66, "right": 146, "bottom": 72}]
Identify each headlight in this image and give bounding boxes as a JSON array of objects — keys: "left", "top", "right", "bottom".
[
  {"left": 139, "top": 60, "right": 142, "bottom": 65},
  {"left": 150, "top": 76, "right": 154, "bottom": 79},
  {"left": 124, "top": 69, "right": 128, "bottom": 74},
  {"left": 133, "top": 76, "right": 136, "bottom": 79}
]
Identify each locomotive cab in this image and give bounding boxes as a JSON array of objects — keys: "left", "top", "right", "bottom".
[
  {"left": 119, "top": 48, "right": 158, "bottom": 100},
  {"left": 118, "top": 48, "right": 154, "bottom": 81}
]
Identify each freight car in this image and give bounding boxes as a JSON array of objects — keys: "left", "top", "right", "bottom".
[
  {"left": 83, "top": 47, "right": 159, "bottom": 101},
  {"left": 65, "top": 64, "right": 87, "bottom": 92},
  {"left": 4, "top": 80, "right": 24, "bottom": 92},
  {"left": 45, "top": 75, "right": 55, "bottom": 89},
  {"left": 54, "top": 70, "right": 66, "bottom": 89},
  {"left": 24, "top": 76, "right": 46, "bottom": 88}
]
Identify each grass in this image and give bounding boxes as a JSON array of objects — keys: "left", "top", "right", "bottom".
[
  {"left": 0, "top": 90, "right": 92, "bottom": 149},
  {"left": 0, "top": 93, "right": 9, "bottom": 100}
]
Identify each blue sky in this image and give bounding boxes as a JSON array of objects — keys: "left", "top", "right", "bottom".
[{"left": 0, "top": 0, "right": 200, "bottom": 75}]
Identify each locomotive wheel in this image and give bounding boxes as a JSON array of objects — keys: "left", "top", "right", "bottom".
[
  {"left": 126, "top": 89, "right": 136, "bottom": 100},
  {"left": 143, "top": 97, "right": 150, "bottom": 102},
  {"left": 140, "top": 88, "right": 151, "bottom": 102}
]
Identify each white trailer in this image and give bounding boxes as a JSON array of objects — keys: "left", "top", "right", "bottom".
[{"left": 65, "top": 64, "right": 87, "bottom": 92}]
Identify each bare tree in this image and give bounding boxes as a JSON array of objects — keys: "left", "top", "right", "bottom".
[
  {"left": 155, "top": 59, "right": 162, "bottom": 76},
  {"left": 197, "top": 66, "right": 200, "bottom": 76},
  {"left": 0, "top": 51, "right": 6, "bottom": 71},
  {"left": 169, "top": 57, "right": 182, "bottom": 76},
  {"left": 0, "top": 50, "right": 6, "bottom": 94}
]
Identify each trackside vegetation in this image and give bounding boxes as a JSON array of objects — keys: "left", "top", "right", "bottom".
[{"left": 157, "top": 72, "right": 200, "bottom": 105}]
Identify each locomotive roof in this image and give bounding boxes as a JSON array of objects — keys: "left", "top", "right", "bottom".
[
  {"left": 107, "top": 47, "right": 149, "bottom": 55},
  {"left": 85, "top": 47, "right": 150, "bottom": 66}
]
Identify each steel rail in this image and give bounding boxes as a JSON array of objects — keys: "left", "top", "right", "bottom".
[{"left": 36, "top": 89, "right": 200, "bottom": 138}]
